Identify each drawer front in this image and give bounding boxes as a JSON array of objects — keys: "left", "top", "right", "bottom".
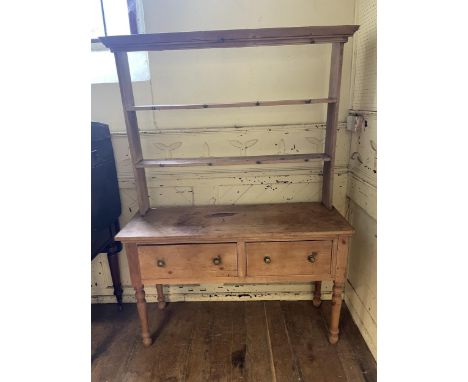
[
  {"left": 138, "top": 243, "right": 238, "bottom": 280},
  {"left": 246, "top": 241, "right": 333, "bottom": 276}
]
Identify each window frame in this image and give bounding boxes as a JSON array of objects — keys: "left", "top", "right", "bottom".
[{"left": 91, "top": 0, "right": 149, "bottom": 83}]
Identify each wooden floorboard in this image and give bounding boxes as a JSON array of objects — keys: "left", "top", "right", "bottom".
[
  {"left": 185, "top": 302, "right": 233, "bottom": 382},
  {"left": 149, "top": 302, "right": 197, "bottom": 381},
  {"left": 321, "top": 302, "right": 377, "bottom": 382},
  {"left": 92, "top": 300, "right": 376, "bottom": 382},
  {"left": 121, "top": 303, "right": 180, "bottom": 382},
  {"left": 91, "top": 304, "right": 140, "bottom": 381},
  {"left": 264, "top": 301, "right": 302, "bottom": 381},
  {"left": 282, "top": 300, "right": 349, "bottom": 381},
  {"left": 229, "top": 301, "right": 247, "bottom": 382},
  {"left": 243, "top": 301, "right": 276, "bottom": 381}
]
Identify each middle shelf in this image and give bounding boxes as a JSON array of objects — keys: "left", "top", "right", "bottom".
[
  {"left": 127, "top": 98, "right": 336, "bottom": 111},
  {"left": 135, "top": 153, "right": 330, "bottom": 168}
]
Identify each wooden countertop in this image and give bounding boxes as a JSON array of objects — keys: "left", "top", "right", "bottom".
[{"left": 116, "top": 202, "right": 354, "bottom": 244}]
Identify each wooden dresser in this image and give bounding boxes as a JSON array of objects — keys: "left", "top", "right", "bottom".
[
  {"left": 116, "top": 202, "right": 354, "bottom": 346},
  {"left": 99, "top": 25, "right": 359, "bottom": 348}
]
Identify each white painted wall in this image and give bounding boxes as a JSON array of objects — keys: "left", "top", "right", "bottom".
[
  {"left": 91, "top": 0, "right": 358, "bottom": 314},
  {"left": 345, "top": 0, "right": 377, "bottom": 358}
]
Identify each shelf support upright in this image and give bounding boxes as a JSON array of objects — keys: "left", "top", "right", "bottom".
[
  {"left": 114, "top": 52, "right": 150, "bottom": 215},
  {"left": 322, "top": 42, "right": 344, "bottom": 209}
]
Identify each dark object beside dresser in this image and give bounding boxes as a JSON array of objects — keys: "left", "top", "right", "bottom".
[{"left": 91, "top": 121, "right": 123, "bottom": 308}]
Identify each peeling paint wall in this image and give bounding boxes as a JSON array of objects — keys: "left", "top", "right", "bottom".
[
  {"left": 91, "top": 1, "right": 356, "bottom": 304},
  {"left": 344, "top": 0, "right": 377, "bottom": 358}
]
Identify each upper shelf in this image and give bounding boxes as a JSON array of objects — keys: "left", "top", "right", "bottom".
[{"left": 99, "top": 25, "right": 359, "bottom": 52}]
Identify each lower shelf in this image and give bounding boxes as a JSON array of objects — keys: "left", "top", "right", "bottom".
[{"left": 135, "top": 153, "right": 331, "bottom": 168}]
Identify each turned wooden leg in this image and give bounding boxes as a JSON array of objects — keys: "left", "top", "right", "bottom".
[
  {"left": 156, "top": 284, "right": 167, "bottom": 310},
  {"left": 313, "top": 281, "right": 322, "bottom": 307},
  {"left": 329, "top": 281, "right": 345, "bottom": 344},
  {"left": 328, "top": 236, "right": 350, "bottom": 345},
  {"left": 135, "top": 286, "right": 152, "bottom": 347},
  {"left": 125, "top": 243, "right": 152, "bottom": 347},
  {"left": 107, "top": 244, "right": 123, "bottom": 309}
]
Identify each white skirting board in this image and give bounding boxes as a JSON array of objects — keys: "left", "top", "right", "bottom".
[{"left": 91, "top": 281, "right": 333, "bottom": 304}]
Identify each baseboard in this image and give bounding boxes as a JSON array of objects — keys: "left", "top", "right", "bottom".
[
  {"left": 91, "top": 287, "right": 333, "bottom": 304},
  {"left": 344, "top": 279, "right": 377, "bottom": 359}
]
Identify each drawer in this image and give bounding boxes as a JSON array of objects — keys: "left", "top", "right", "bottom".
[
  {"left": 246, "top": 241, "right": 332, "bottom": 277},
  {"left": 138, "top": 243, "right": 238, "bottom": 280}
]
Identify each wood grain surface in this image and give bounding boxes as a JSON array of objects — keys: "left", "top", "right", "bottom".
[
  {"left": 92, "top": 300, "right": 376, "bottom": 382},
  {"left": 100, "top": 25, "right": 359, "bottom": 52},
  {"left": 116, "top": 202, "right": 354, "bottom": 243},
  {"left": 136, "top": 153, "right": 330, "bottom": 168},
  {"left": 246, "top": 240, "right": 333, "bottom": 277},
  {"left": 128, "top": 97, "right": 336, "bottom": 111},
  {"left": 138, "top": 243, "right": 238, "bottom": 280}
]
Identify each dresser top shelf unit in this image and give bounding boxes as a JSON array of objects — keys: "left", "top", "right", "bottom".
[
  {"left": 99, "top": 25, "right": 359, "bottom": 52},
  {"left": 116, "top": 202, "right": 354, "bottom": 244},
  {"left": 101, "top": 24, "right": 359, "bottom": 215},
  {"left": 105, "top": 22, "right": 359, "bottom": 349}
]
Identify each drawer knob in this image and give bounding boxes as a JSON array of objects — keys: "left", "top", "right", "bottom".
[
  {"left": 157, "top": 259, "right": 166, "bottom": 267},
  {"left": 264, "top": 256, "right": 271, "bottom": 264},
  {"left": 212, "top": 256, "right": 222, "bottom": 266},
  {"left": 307, "top": 252, "right": 318, "bottom": 263}
]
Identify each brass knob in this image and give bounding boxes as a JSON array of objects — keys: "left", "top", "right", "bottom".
[
  {"left": 157, "top": 259, "right": 165, "bottom": 267},
  {"left": 212, "top": 256, "right": 221, "bottom": 266},
  {"left": 307, "top": 252, "right": 318, "bottom": 263},
  {"left": 264, "top": 256, "right": 271, "bottom": 264}
]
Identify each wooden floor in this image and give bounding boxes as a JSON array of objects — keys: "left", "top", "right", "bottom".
[{"left": 92, "top": 300, "right": 376, "bottom": 382}]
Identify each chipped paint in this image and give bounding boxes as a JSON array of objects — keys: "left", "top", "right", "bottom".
[
  {"left": 91, "top": 278, "right": 335, "bottom": 304},
  {"left": 92, "top": 125, "right": 351, "bottom": 304}
]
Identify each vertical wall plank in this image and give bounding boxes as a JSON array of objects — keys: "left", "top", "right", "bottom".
[{"left": 346, "top": 0, "right": 377, "bottom": 358}]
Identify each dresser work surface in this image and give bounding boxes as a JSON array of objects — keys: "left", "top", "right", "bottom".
[
  {"left": 116, "top": 202, "right": 353, "bottom": 243},
  {"left": 116, "top": 202, "right": 354, "bottom": 347}
]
